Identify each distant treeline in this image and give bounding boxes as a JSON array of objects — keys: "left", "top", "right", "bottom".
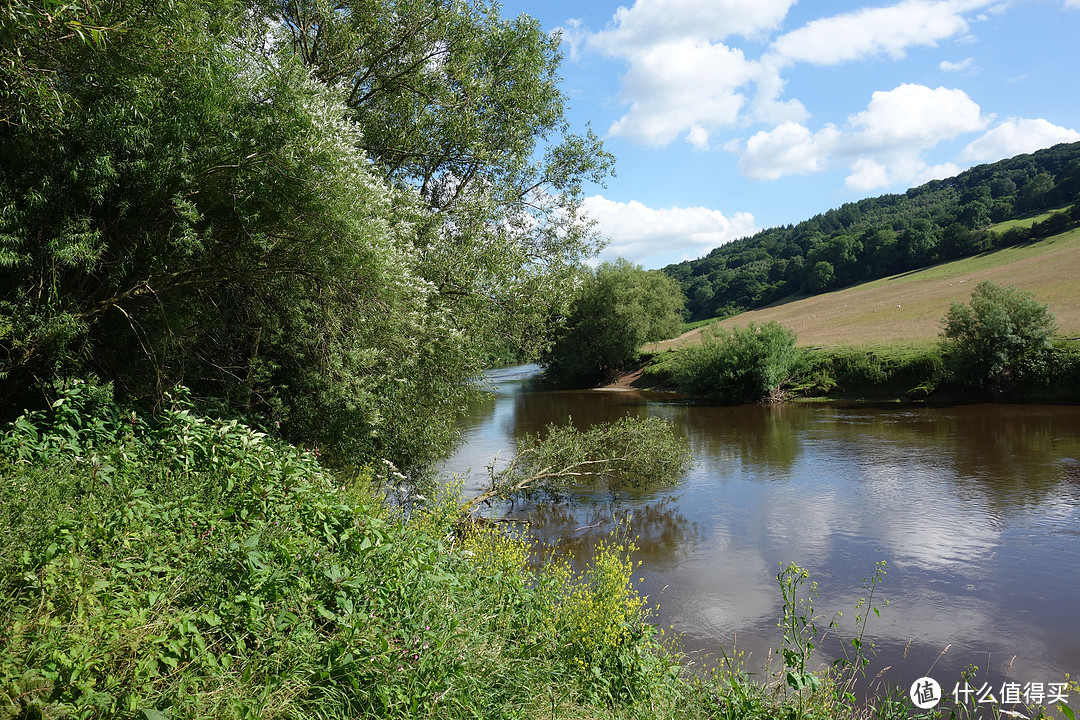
[{"left": 664, "top": 142, "right": 1080, "bottom": 321}]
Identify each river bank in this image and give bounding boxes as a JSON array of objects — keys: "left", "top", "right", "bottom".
[
  {"left": 442, "top": 364, "right": 1080, "bottom": 720},
  {"left": 618, "top": 338, "right": 1080, "bottom": 405}
]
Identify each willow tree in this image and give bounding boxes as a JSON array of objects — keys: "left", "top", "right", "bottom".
[
  {"left": 0, "top": 0, "right": 611, "bottom": 467},
  {"left": 274, "top": 0, "right": 614, "bottom": 359}
]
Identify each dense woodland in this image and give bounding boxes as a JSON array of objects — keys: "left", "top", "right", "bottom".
[
  {"left": 0, "top": 0, "right": 614, "bottom": 468},
  {"left": 664, "top": 142, "right": 1080, "bottom": 321}
]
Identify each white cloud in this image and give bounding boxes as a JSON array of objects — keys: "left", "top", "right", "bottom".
[
  {"left": 845, "top": 158, "right": 960, "bottom": 191},
  {"left": 845, "top": 158, "right": 891, "bottom": 191},
  {"left": 940, "top": 57, "right": 974, "bottom": 71},
  {"left": 960, "top": 118, "right": 1080, "bottom": 163},
  {"left": 606, "top": 39, "right": 757, "bottom": 147},
  {"left": 838, "top": 84, "right": 984, "bottom": 189},
  {"left": 584, "top": 0, "right": 799, "bottom": 148},
  {"left": 583, "top": 195, "right": 758, "bottom": 265},
  {"left": 731, "top": 122, "right": 840, "bottom": 180},
  {"left": 769, "top": 0, "right": 990, "bottom": 67},
  {"left": 731, "top": 84, "right": 985, "bottom": 190},
  {"left": 846, "top": 84, "right": 987, "bottom": 151},
  {"left": 588, "top": 0, "right": 795, "bottom": 50},
  {"left": 584, "top": 0, "right": 997, "bottom": 150},
  {"left": 1066, "top": 0, "right": 1080, "bottom": 9}
]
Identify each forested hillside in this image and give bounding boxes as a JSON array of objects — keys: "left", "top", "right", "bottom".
[{"left": 664, "top": 142, "right": 1080, "bottom": 321}]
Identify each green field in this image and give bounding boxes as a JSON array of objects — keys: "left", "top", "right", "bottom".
[
  {"left": 649, "top": 228, "right": 1080, "bottom": 351},
  {"left": 986, "top": 205, "right": 1071, "bottom": 233}
]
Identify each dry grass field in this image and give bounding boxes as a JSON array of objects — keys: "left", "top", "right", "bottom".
[{"left": 648, "top": 227, "right": 1080, "bottom": 351}]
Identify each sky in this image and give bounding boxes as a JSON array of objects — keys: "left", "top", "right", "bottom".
[{"left": 498, "top": 0, "right": 1080, "bottom": 269}]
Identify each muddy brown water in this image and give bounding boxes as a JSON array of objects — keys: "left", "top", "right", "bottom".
[{"left": 439, "top": 365, "right": 1080, "bottom": 705}]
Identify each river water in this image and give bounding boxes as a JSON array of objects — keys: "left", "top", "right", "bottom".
[{"left": 439, "top": 364, "right": 1080, "bottom": 700}]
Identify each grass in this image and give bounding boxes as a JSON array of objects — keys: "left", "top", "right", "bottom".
[
  {"left": 648, "top": 228, "right": 1080, "bottom": 352},
  {"left": 986, "top": 205, "right": 1071, "bottom": 233}
]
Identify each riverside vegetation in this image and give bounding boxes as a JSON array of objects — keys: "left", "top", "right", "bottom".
[
  {"left": 5, "top": 386, "right": 1078, "bottom": 720},
  {"left": 3, "top": 0, "right": 1079, "bottom": 717},
  {"left": 641, "top": 281, "right": 1080, "bottom": 405}
]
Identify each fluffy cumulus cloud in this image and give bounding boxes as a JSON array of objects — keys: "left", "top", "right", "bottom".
[
  {"left": 570, "top": 0, "right": 1076, "bottom": 202},
  {"left": 960, "top": 118, "right": 1080, "bottom": 163},
  {"left": 845, "top": 158, "right": 961, "bottom": 191},
  {"left": 730, "top": 121, "right": 840, "bottom": 180},
  {"left": 584, "top": 0, "right": 797, "bottom": 148},
  {"left": 731, "top": 84, "right": 985, "bottom": 190},
  {"left": 607, "top": 40, "right": 757, "bottom": 147},
  {"left": 846, "top": 84, "right": 987, "bottom": 151},
  {"left": 768, "top": 0, "right": 977, "bottom": 66},
  {"left": 583, "top": 195, "right": 758, "bottom": 264},
  {"left": 588, "top": 0, "right": 795, "bottom": 49},
  {"left": 581, "top": 0, "right": 999, "bottom": 150}
]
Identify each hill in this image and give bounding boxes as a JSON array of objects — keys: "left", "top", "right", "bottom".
[
  {"left": 663, "top": 142, "right": 1080, "bottom": 321},
  {"left": 648, "top": 227, "right": 1080, "bottom": 350}
]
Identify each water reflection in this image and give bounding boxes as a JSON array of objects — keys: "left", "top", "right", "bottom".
[
  {"left": 518, "top": 497, "right": 699, "bottom": 571},
  {"left": 668, "top": 404, "right": 795, "bottom": 479},
  {"left": 440, "top": 367, "right": 1080, "bottom": 697}
]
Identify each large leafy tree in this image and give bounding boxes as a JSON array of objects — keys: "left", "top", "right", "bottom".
[
  {"left": 0, "top": 0, "right": 611, "bottom": 467},
  {"left": 274, "top": 0, "right": 614, "bottom": 358},
  {"left": 544, "top": 260, "right": 685, "bottom": 385},
  {"left": 940, "top": 281, "right": 1058, "bottom": 391}
]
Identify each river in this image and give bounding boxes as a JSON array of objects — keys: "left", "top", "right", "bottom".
[{"left": 439, "top": 364, "right": 1080, "bottom": 701}]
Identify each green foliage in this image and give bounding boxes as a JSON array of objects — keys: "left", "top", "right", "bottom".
[
  {"left": 0, "top": 0, "right": 612, "bottom": 469},
  {"left": 800, "top": 345, "right": 946, "bottom": 398},
  {"left": 806, "top": 260, "right": 835, "bottom": 293},
  {"left": 544, "top": 259, "right": 686, "bottom": 385},
  {"left": 669, "top": 322, "right": 807, "bottom": 402},
  {"left": 940, "top": 281, "right": 1058, "bottom": 391},
  {"left": 276, "top": 0, "right": 615, "bottom": 364},
  {"left": 0, "top": 393, "right": 691, "bottom": 719},
  {"left": 466, "top": 415, "right": 691, "bottom": 509},
  {"left": 663, "top": 143, "right": 1080, "bottom": 321}
]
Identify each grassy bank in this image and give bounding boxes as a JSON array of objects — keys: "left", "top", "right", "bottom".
[
  {"left": 3, "top": 387, "right": 1078, "bottom": 719},
  {"left": 0, "top": 388, "right": 681, "bottom": 719}
]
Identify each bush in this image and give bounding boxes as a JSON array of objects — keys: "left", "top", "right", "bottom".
[
  {"left": 940, "top": 281, "right": 1058, "bottom": 391},
  {"left": 802, "top": 345, "right": 946, "bottom": 398},
  {"left": 669, "top": 322, "right": 807, "bottom": 402}
]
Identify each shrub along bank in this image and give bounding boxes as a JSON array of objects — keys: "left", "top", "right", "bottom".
[
  {"left": 0, "top": 385, "right": 685, "bottom": 719},
  {"left": 640, "top": 282, "right": 1080, "bottom": 404},
  {"left": 644, "top": 336, "right": 1080, "bottom": 403}
]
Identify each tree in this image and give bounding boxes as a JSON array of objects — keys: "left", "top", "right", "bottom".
[
  {"left": 0, "top": 0, "right": 610, "bottom": 468},
  {"left": 275, "top": 0, "right": 615, "bottom": 361},
  {"left": 940, "top": 281, "right": 1058, "bottom": 390},
  {"left": 805, "top": 261, "right": 835, "bottom": 293},
  {"left": 544, "top": 260, "right": 685, "bottom": 385}
]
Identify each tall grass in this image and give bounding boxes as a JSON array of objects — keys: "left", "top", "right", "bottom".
[{"left": 0, "top": 384, "right": 703, "bottom": 718}]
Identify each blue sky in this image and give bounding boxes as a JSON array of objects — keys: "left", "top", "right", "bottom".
[{"left": 500, "top": 0, "right": 1080, "bottom": 269}]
